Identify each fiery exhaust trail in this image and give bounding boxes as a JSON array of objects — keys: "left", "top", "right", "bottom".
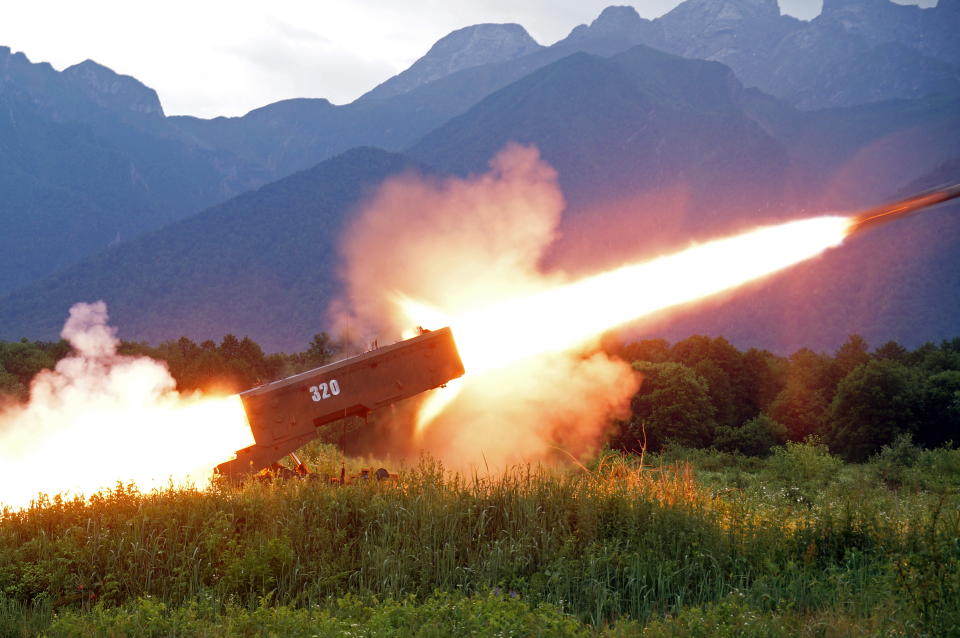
[
  {"left": 403, "top": 216, "right": 853, "bottom": 375},
  {"left": 405, "top": 183, "right": 960, "bottom": 433},
  {"left": 407, "top": 184, "right": 960, "bottom": 377}
]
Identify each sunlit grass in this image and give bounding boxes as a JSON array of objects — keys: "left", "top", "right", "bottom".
[{"left": 1, "top": 442, "right": 959, "bottom": 636}]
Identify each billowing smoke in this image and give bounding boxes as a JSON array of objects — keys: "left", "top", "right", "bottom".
[
  {"left": 334, "top": 143, "right": 566, "bottom": 337},
  {"left": 333, "top": 144, "right": 640, "bottom": 468},
  {"left": 0, "top": 302, "right": 252, "bottom": 510}
]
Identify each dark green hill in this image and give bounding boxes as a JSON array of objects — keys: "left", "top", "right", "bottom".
[
  {"left": 627, "top": 158, "right": 960, "bottom": 352},
  {"left": 408, "top": 46, "right": 790, "bottom": 240},
  {"left": 0, "top": 148, "right": 420, "bottom": 352}
]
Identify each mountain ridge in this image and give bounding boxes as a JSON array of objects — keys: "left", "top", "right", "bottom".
[
  {"left": 0, "top": 47, "right": 266, "bottom": 295},
  {"left": 1, "top": 0, "right": 958, "bottom": 349},
  {"left": 5, "top": 44, "right": 958, "bottom": 352},
  {"left": 360, "top": 23, "right": 542, "bottom": 102}
]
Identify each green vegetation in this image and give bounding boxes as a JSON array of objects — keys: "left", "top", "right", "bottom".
[
  {"left": 2, "top": 333, "right": 959, "bottom": 635},
  {"left": 608, "top": 334, "right": 960, "bottom": 462},
  {"left": 5, "top": 331, "right": 958, "bottom": 462},
  {"left": 1, "top": 444, "right": 959, "bottom": 636},
  {"left": 0, "top": 340, "right": 70, "bottom": 400},
  {"left": 0, "top": 330, "right": 348, "bottom": 399}
]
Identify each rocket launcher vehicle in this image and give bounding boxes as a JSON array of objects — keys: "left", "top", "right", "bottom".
[
  {"left": 216, "top": 327, "right": 464, "bottom": 481},
  {"left": 215, "top": 183, "right": 959, "bottom": 481}
]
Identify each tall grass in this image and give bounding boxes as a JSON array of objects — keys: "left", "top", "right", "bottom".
[{"left": 1, "top": 443, "right": 958, "bottom": 636}]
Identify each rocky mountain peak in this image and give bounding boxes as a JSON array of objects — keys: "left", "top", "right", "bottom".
[
  {"left": 821, "top": 0, "right": 894, "bottom": 12},
  {"left": 819, "top": 0, "right": 914, "bottom": 25},
  {"left": 820, "top": 0, "right": 939, "bottom": 27},
  {"left": 560, "top": 5, "right": 662, "bottom": 53},
  {"left": 590, "top": 5, "right": 647, "bottom": 32},
  {"left": 0, "top": 46, "right": 56, "bottom": 82},
  {"left": 662, "top": 0, "right": 782, "bottom": 26},
  {"left": 656, "top": 0, "right": 790, "bottom": 59},
  {"left": 814, "top": 0, "right": 956, "bottom": 63},
  {"left": 62, "top": 59, "right": 164, "bottom": 117},
  {"left": 359, "top": 23, "right": 542, "bottom": 101}
]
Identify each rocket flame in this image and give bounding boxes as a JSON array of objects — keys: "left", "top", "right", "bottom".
[
  {"left": 332, "top": 144, "right": 866, "bottom": 465},
  {"left": 0, "top": 302, "right": 254, "bottom": 511},
  {"left": 404, "top": 215, "right": 854, "bottom": 433},
  {"left": 404, "top": 215, "right": 853, "bottom": 374}
]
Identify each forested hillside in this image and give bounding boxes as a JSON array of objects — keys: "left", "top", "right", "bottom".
[{"left": 0, "top": 148, "right": 419, "bottom": 351}]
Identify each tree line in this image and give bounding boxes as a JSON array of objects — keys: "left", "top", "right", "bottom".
[
  {"left": 605, "top": 334, "right": 960, "bottom": 461},
  {"left": 2, "top": 331, "right": 958, "bottom": 462},
  {"left": 0, "top": 332, "right": 348, "bottom": 399}
]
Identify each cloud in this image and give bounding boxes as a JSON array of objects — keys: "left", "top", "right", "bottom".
[{"left": 221, "top": 20, "right": 396, "bottom": 109}]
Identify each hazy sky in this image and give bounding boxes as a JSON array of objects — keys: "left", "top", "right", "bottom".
[{"left": 0, "top": 0, "right": 936, "bottom": 119}]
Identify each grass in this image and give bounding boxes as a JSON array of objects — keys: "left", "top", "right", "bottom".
[{"left": 1, "top": 442, "right": 959, "bottom": 637}]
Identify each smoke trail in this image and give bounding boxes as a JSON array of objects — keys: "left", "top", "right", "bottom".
[
  {"left": 0, "top": 302, "right": 252, "bottom": 510},
  {"left": 333, "top": 145, "right": 639, "bottom": 468}
]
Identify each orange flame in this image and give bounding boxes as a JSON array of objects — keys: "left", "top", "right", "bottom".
[
  {"left": 404, "top": 215, "right": 854, "bottom": 433},
  {"left": 0, "top": 303, "right": 254, "bottom": 511}
]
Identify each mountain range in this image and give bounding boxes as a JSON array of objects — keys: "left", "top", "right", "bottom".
[
  {"left": 0, "top": 0, "right": 958, "bottom": 352},
  {"left": 0, "top": 47, "right": 265, "bottom": 295}
]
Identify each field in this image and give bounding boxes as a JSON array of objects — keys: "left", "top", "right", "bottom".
[{"left": 2, "top": 440, "right": 958, "bottom": 637}]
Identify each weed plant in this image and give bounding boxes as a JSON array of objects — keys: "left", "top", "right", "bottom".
[{"left": 1, "top": 441, "right": 958, "bottom": 636}]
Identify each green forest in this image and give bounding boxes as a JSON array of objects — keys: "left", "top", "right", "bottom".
[{"left": 3, "top": 331, "right": 958, "bottom": 463}]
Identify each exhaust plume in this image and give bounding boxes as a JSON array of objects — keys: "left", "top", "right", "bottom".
[
  {"left": 0, "top": 302, "right": 253, "bottom": 510},
  {"left": 334, "top": 145, "right": 640, "bottom": 467}
]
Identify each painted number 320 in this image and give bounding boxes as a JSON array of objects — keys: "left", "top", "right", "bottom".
[{"left": 309, "top": 380, "right": 341, "bottom": 402}]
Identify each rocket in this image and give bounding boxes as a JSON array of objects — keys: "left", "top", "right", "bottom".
[{"left": 848, "top": 183, "right": 960, "bottom": 235}]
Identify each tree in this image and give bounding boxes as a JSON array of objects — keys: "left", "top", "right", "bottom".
[
  {"left": 832, "top": 334, "right": 871, "bottom": 382},
  {"left": 305, "top": 332, "right": 342, "bottom": 367},
  {"left": 714, "top": 413, "right": 786, "bottom": 457},
  {"left": 765, "top": 346, "right": 838, "bottom": 441},
  {"left": 0, "top": 366, "right": 24, "bottom": 398},
  {"left": 828, "top": 359, "right": 924, "bottom": 461},
  {"left": 219, "top": 334, "right": 243, "bottom": 361},
  {"left": 786, "top": 348, "right": 834, "bottom": 396},
  {"left": 741, "top": 348, "right": 787, "bottom": 414},
  {"left": 918, "top": 370, "right": 960, "bottom": 448},
  {"left": 0, "top": 341, "right": 56, "bottom": 388},
  {"left": 874, "top": 340, "right": 909, "bottom": 363},
  {"left": 914, "top": 341, "right": 960, "bottom": 374},
  {"left": 691, "top": 358, "right": 739, "bottom": 428},
  {"left": 672, "top": 335, "right": 754, "bottom": 427},
  {"left": 613, "top": 361, "right": 716, "bottom": 451},
  {"left": 768, "top": 380, "right": 829, "bottom": 442},
  {"left": 616, "top": 338, "right": 671, "bottom": 364}
]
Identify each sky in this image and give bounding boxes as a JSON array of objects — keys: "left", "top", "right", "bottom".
[{"left": 0, "top": 0, "right": 936, "bottom": 119}]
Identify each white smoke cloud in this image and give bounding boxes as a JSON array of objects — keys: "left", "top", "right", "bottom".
[
  {"left": 0, "top": 302, "right": 252, "bottom": 511},
  {"left": 332, "top": 144, "right": 639, "bottom": 468}
]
